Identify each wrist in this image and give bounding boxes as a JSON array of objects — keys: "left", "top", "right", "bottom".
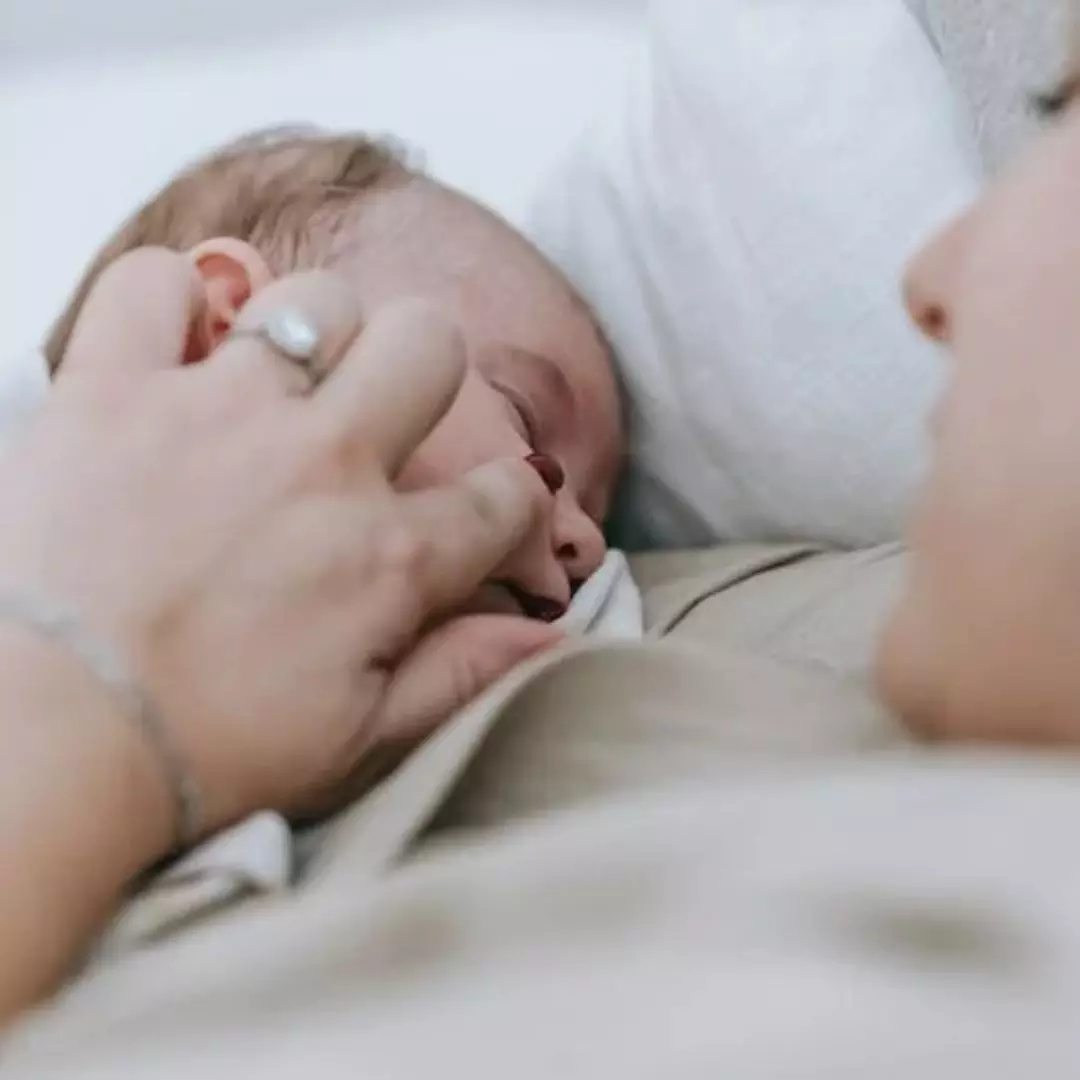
[{"left": 0, "top": 623, "right": 176, "bottom": 875}]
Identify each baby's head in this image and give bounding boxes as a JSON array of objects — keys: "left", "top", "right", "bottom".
[{"left": 46, "top": 127, "right": 623, "bottom": 621}]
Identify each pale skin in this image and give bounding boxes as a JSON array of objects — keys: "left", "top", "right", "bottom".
[
  {"left": 0, "top": 250, "right": 561, "bottom": 1016},
  {"left": 877, "top": 29, "right": 1080, "bottom": 744},
  {"left": 10, "top": 29, "right": 1080, "bottom": 1024},
  {"left": 188, "top": 180, "right": 624, "bottom": 621},
  {"left": 0, "top": 179, "right": 620, "bottom": 1019}
]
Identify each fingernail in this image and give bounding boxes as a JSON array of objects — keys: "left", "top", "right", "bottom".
[{"left": 525, "top": 453, "right": 565, "bottom": 495}]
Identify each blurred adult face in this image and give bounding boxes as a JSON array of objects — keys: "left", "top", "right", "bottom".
[{"left": 878, "top": 49, "right": 1080, "bottom": 743}]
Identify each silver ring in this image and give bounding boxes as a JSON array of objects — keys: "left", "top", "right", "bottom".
[{"left": 229, "top": 308, "right": 323, "bottom": 392}]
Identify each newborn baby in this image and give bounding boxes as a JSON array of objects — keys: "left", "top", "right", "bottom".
[{"left": 45, "top": 126, "right": 624, "bottom": 623}]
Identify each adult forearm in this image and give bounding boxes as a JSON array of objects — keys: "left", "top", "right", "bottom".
[{"left": 0, "top": 627, "right": 171, "bottom": 1018}]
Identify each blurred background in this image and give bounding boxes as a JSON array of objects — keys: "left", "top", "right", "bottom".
[{"left": 0, "top": 0, "right": 644, "bottom": 351}]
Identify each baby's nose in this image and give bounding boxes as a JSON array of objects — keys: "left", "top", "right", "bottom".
[{"left": 553, "top": 499, "right": 607, "bottom": 586}]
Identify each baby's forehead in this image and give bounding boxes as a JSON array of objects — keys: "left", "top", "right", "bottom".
[
  {"left": 336, "top": 179, "right": 543, "bottom": 277},
  {"left": 332, "top": 189, "right": 622, "bottom": 513},
  {"left": 333, "top": 184, "right": 599, "bottom": 343}
]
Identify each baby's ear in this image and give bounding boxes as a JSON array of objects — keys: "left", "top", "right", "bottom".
[{"left": 185, "top": 238, "right": 273, "bottom": 361}]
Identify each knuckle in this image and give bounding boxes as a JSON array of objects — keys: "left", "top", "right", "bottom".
[
  {"left": 292, "top": 414, "right": 381, "bottom": 492},
  {"left": 463, "top": 485, "right": 502, "bottom": 534},
  {"left": 442, "top": 648, "right": 483, "bottom": 718},
  {"left": 377, "top": 522, "right": 430, "bottom": 578}
]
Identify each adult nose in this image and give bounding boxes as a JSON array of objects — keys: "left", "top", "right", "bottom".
[{"left": 903, "top": 208, "right": 973, "bottom": 345}]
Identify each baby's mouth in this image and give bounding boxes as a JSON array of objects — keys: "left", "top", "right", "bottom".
[
  {"left": 471, "top": 582, "right": 567, "bottom": 623},
  {"left": 505, "top": 585, "right": 567, "bottom": 623}
]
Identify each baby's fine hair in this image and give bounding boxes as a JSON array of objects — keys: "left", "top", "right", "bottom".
[{"left": 44, "top": 126, "right": 412, "bottom": 373}]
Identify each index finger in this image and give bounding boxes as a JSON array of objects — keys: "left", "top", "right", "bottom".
[
  {"left": 309, "top": 299, "right": 467, "bottom": 477},
  {"left": 397, "top": 457, "right": 551, "bottom": 616},
  {"left": 59, "top": 248, "right": 203, "bottom": 380}
]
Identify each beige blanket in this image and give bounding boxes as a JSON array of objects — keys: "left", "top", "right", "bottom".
[{"left": 6, "top": 543, "right": 1079, "bottom": 1075}]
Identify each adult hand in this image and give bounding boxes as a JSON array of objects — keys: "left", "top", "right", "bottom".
[{"left": 0, "top": 249, "right": 559, "bottom": 842}]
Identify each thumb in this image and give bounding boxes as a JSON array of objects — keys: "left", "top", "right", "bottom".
[
  {"left": 394, "top": 458, "right": 552, "bottom": 622},
  {"left": 374, "top": 615, "right": 562, "bottom": 744}
]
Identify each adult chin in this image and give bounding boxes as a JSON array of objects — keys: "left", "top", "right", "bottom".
[{"left": 874, "top": 592, "right": 949, "bottom": 743}]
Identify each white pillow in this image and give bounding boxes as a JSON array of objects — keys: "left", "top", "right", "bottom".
[{"left": 530, "top": 0, "right": 982, "bottom": 548}]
